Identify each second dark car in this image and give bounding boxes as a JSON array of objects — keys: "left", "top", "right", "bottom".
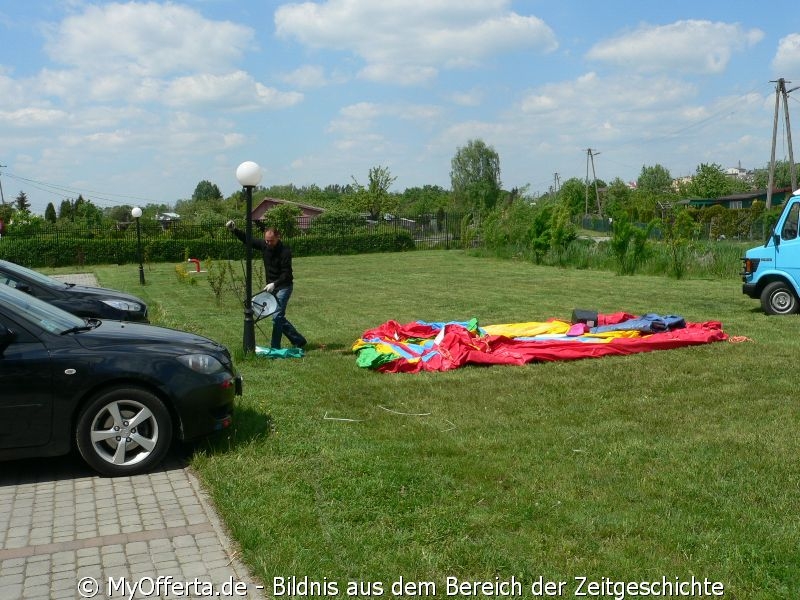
[{"left": 0, "top": 259, "right": 148, "bottom": 322}]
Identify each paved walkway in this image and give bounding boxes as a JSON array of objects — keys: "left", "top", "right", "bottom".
[{"left": 0, "top": 274, "right": 266, "bottom": 600}]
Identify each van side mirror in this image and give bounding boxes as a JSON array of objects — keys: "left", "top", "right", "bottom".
[{"left": 773, "top": 233, "right": 781, "bottom": 247}]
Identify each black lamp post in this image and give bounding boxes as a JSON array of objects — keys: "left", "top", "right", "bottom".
[
  {"left": 236, "top": 161, "right": 263, "bottom": 354},
  {"left": 131, "top": 207, "right": 145, "bottom": 285}
]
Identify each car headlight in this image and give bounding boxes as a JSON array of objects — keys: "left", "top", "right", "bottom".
[
  {"left": 101, "top": 299, "right": 143, "bottom": 312},
  {"left": 176, "top": 354, "right": 225, "bottom": 374}
]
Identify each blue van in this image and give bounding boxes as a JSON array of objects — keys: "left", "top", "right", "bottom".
[{"left": 742, "top": 189, "right": 800, "bottom": 314}]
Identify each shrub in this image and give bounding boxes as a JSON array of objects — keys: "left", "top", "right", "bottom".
[
  {"left": 308, "top": 210, "right": 367, "bottom": 236},
  {"left": 609, "top": 214, "right": 656, "bottom": 275}
]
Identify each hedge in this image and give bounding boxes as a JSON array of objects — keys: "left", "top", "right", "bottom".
[{"left": 0, "top": 231, "right": 416, "bottom": 268}]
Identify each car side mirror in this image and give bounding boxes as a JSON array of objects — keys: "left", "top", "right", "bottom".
[{"left": 773, "top": 233, "right": 781, "bottom": 247}]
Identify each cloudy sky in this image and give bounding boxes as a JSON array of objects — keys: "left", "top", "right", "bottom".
[{"left": 1, "top": 1, "right": 799, "bottom": 214}]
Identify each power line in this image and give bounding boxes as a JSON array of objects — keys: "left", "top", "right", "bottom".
[
  {"left": 582, "top": 82, "right": 770, "bottom": 177},
  {"left": 1, "top": 171, "right": 161, "bottom": 208}
]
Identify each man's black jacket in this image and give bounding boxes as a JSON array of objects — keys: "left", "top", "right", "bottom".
[{"left": 232, "top": 228, "right": 294, "bottom": 289}]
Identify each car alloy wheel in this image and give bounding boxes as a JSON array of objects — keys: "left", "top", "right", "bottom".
[{"left": 76, "top": 387, "right": 173, "bottom": 476}]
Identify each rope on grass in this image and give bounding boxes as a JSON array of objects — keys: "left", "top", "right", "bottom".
[
  {"left": 323, "top": 411, "right": 365, "bottom": 422},
  {"left": 378, "top": 405, "right": 431, "bottom": 417},
  {"left": 440, "top": 419, "right": 456, "bottom": 432}
]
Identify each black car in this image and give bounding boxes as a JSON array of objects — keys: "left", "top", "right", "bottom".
[
  {"left": 0, "top": 259, "right": 148, "bottom": 322},
  {"left": 0, "top": 282, "right": 241, "bottom": 476}
]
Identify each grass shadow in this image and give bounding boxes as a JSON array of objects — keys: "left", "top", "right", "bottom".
[{"left": 181, "top": 405, "right": 274, "bottom": 460}]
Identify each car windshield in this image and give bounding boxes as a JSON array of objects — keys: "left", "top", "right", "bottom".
[
  {"left": 0, "top": 259, "right": 68, "bottom": 289},
  {"left": 0, "top": 281, "right": 85, "bottom": 333}
]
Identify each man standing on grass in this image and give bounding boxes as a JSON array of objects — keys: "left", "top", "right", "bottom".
[{"left": 226, "top": 220, "right": 308, "bottom": 350}]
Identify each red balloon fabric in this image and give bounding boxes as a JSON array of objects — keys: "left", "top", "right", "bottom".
[{"left": 353, "top": 313, "right": 728, "bottom": 373}]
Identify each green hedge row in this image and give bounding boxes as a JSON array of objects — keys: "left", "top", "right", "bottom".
[{"left": 0, "top": 231, "right": 416, "bottom": 268}]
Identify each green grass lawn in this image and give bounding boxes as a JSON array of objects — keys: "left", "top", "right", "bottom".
[{"left": 62, "top": 250, "right": 799, "bottom": 599}]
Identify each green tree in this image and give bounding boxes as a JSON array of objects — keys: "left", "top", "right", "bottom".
[
  {"left": 192, "top": 180, "right": 223, "bottom": 202},
  {"left": 400, "top": 185, "right": 450, "bottom": 215},
  {"left": 603, "top": 178, "right": 634, "bottom": 220},
  {"left": 348, "top": 165, "right": 398, "bottom": 220},
  {"left": 14, "top": 191, "right": 30, "bottom": 213},
  {"left": 558, "top": 177, "right": 589, "bottom": 218},
  {"left": 104, "top": 205, "right": 135, "bottom": 223},
  {"left": 549, "top": 198, "right": 577, "bottom": 258},
  {"left": 262, "top": 204, "right": 302, "bottom": 238},
  {"left": 637, "top": 164, "right": 673, "bottom": 194},
  {"left": 72, "top": 197, "right": 105, "bottom": 227},
  {"left": 73, "top": 194, "right": 86, "bottom": 216},
  {"left": 450, "top": 139, "right": 501, "bottom": 215},
  {"left": 752, "top": 160, "right": 798, "bottom": 190},
  {"left": 680, "top": 163, "right": 744, "bottom": 198},
  {"left": 44, "top": 202, "right": 57, "bottom": 223},
  {"left": 59, "top": 199, "right": 73, "bottom": 220},
  {"left": 0, "top": 203, "right": 14, "bottom": 224}
]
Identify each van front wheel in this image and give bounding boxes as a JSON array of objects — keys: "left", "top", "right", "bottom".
[{"left": 761, "top": 281, "right": 799, "bottom": 315}]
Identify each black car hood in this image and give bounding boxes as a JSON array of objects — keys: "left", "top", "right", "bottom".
[
  {"left": 72, "top": 320, "right": 228, "bottom": 355},
  {"left": 62, "top": 284, "right": 144, "bottom": 303}
]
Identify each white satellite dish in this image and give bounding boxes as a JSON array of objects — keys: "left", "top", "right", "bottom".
[{"left": 251, "top": 291, "right": 278, "bottom": 320}]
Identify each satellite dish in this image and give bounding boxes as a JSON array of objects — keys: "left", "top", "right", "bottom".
[{"left": 251, "top": 291, "right": 278, "bottom": 320}]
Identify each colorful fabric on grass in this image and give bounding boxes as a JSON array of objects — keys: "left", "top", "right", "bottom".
[{"left": 352, "top": 312, "right": 727, "bottom": 373}]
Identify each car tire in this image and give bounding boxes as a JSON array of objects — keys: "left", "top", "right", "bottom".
[
  {"left": 760, "top": 281, "right": 799, "bottom": 315},
  {"left": 76, "top": 387, "right": 173, "bottom": 476}
]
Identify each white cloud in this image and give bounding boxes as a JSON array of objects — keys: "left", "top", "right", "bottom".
[
  {"left": 27, "top": 4, "right": 302, "bottom": 112},
  {"left": 358, "top": 64, "right": 438, "bottom": 85},
  {"left": 275, "top": 0, "right": 557, "bottom": 85},
  {"left": 587, "top": 20, "right": 764, "bottom": 74},
  {"left": 163, "top": 71, "right": 303, "bottom": 109},
  {"left": 0, "top": 73, "right": 27, "bottom": 110},
  {"left": 519, "top": 72, "right": 697, "bottom": 123},
  {"left": 43, "top": 2, "right": 253, "bottom": 76},
  {"left": 773, "top": 33, "right": 800, "bottom": 74},
  {"left": 447, "top": 89, "right": 484, "bottom": 107},
  {"left": 0, "top": 107, "right": 68, "bottom": 127},
  {"left": 280, "top": 65, "right": 328, "bottom": 88},
  {"left": 328, "top": 101, "right": 442, "bottom": 134},
  {"left": 222, "top": 133, "right": 246, "bottom": 149}
]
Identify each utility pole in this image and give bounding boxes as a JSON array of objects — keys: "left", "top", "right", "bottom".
[
  {"left": 586, "top": 148, "right": 602, "bottom": 217},
  {"left": 584, "top": 152, "right": 590, "bottom": 215},
  {"left": 766, "top": 78, "right": 798, "bottom": 209},
  {"left": 0, "top": 164, "right": 6, "bottom": 205},
  {"left": 784, "top": 81, "right": 798, "bottom": 193}
]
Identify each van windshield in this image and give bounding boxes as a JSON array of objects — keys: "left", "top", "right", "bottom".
[{"left": 781, "top": 203, "right": 800, "bottom": 241}]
